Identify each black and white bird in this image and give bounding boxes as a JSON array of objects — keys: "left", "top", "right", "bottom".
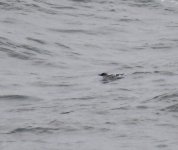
[{"left": 99, "top": 72, "right": 124, "bottom": 82}]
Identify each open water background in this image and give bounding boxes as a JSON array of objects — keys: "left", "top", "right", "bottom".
[{"left": 0, "top": 0, "right": 178, "bottom": 149}]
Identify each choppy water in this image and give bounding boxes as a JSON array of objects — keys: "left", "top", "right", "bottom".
[{"left": 0, "top": 0, "right": 178, "bottom": 149}]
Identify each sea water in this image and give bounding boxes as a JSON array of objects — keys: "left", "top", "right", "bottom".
[{"left": 0, "top": 0, "right": 178, "bottom": 149}]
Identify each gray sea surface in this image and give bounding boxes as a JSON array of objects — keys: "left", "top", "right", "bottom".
[{"left": 0, "top": 0, "right": 178, "bottom": 149}]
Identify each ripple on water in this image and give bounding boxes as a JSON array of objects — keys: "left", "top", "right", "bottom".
[
  {"left": 8, "top": 124, "right": 82, "bottom": 134},
  {"left": 151, "top": 92, "right": 178, "bottom": 102},
  {"left": 71, "top": 0, "right": 91, "bottom": 2},
  {"left": 8, "top": 127, "right": 60, "bottom": 134},
  {"left": 55, "top": 42, "right": 71, "bottom": 49},
  {"left": 0, "top": 47, "right": 30, "bottom": 60},
  {"left": 26, "top": 37, "right": 47, "bottom": 45},
  {"left": 0, "top": 37, "right": 50, "bottom": 61},
  {"left": 32, "top": 81, "right": 76, "bottom": 88},
  {"left": 161, "top": 103, "right": 178, "bottom": 112},
  {"left": 147, "top": 92, "right": 178, "bottom": 114},
  {"left": 20, "top": 44, "right": 51, "bottom": 55},
  {"left": 128, "top": 0, "right": 161, "bottom": 8},
  {"left": 132, "top": 71, "right": 176, "bottom": 76},
  {"left": 0, "top": 95, "right": 41, "bottom": 101},
  {"left": 48, "top": 28, "right": 100, "bottom": 35}
]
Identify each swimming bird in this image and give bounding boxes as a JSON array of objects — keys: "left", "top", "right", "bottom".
[{"left": 99, "top": 72, "right": 124, "bottom": 82}]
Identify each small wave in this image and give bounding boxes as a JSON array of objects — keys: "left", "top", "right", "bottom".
[
  {"left": 161, "top": 103, "right": 178, "bottom": 112},
  {"left": 61, "top": 111, "right": 74, "bottom": 114},
  {"left": 0, "top": 95, "right": 41, "bottom": 101},
  {"left": 0, "top": 47, "right": 30, "bottom": 60},
  {"left": 2, "top": 17, "right": 18, "bottom": 24},
  {"left": 23, "top": 2, "right": 58, "bottom": 15},
  {"left": 132, "top": 71, "right": 176, "bottom": 76},
  {"left": 32, "top": 81, "right": 76, "bottom": 87},
  {"left": 8, "top": 127, "right": 60, "bottom": 134},
  {"left": 63, "top": 96, "right": 96, "bottom": 101},
  {"left": 111, "top": 106, "right": 130, "bottom": 110},
  {"left": 160, "top": 0, "right": 178, "bottom": 5},
  {"left": 0, "top": 37, "right": 51, "bottom": 61},
  {"left": 136, "top": 105, "right": 149, "bottom": 109},
  {"left": 119, "top": 18, "right": 140, "bottom": 23},
  {"left": 160, "top": 0, "right": 178, "bottom": 13},
  {"left": 132, "top": 71, "right": 152, "bottom": 75},
  {"left": 151, "top": 92, "right": 178, "bottom": 102},
  {"left": 0, "top": 1, "right": 28, "bottom": 12},
  {"left": 128, "top": 0, "right": 161, "bottom": 8},
  {"left": 52, "top": 6, "right": 76, "bottom": 10},
  {"left": 151, "top": 45, "right": 172, "bottom": 49},
  {"left": 0, "top": 2, "right": 17, "bottom": 10},
  {"left": 20, "top": 44, "right": 51, "bottom": 55},
  {"left": 48, "top": 28, "right": 98, "bottom": 35},
  {"left": 26, "top": 37, "right": 46, "bottom": 45},
  {"left": 149, "top": 41, "right": 174, "bottom": 50},
  {"left": 55, "top": 42, "right": 71, "bottom": 49},
  {"left": 71, "top": 0, "right": 91, "bottom": 2},
  {"left": 153, "top": 70, "right": 176, "bottom": 76},
  {"left": 0, "top": 2, "right": 7, "bottom": 6},
  {"left": 0, "top": 37, "right": 18, "bottom": 48},
  {"left": 8, "top": 124, "right": 81, "bottom": 134},
  {"left": 13, "top": 108, "right": 36, "bottom": 112}
]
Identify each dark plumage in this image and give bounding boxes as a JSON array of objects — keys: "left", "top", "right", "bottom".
[{"left": 99, "top": 72, "right": 124, "bottom": 81}]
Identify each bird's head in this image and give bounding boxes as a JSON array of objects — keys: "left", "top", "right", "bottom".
[{"left": 99, "top": 73, "right": 108, "bottom": 76}]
